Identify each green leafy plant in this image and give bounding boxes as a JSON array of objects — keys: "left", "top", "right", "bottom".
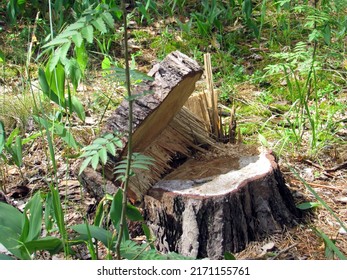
[
  {"left": 70, "top": 188, "right": 154, "bottom": 260},
  {"left": 191, "top": 0, "right": 223, "bottom": 37},
  {"left": 0, "top": 122, "right": 42, "bottom": 179},
  {"left": 78, "top": 133, "right": 124, "bottom": 175},
  {"left": 242, "top": 0, "right": 259, "bottom": 38},
  {"left": 0, "top": 124, "right": 23, "bottom": 172},
  {"left": 0, "top": 191, "right": 64, "bottom": 260},
  {"left": 114, "top": 153, "right": 155, "bottom": 183},
  {"left": 263, "top": 40, "right": 341, "bottom": 155},
  {"left": 296, "top": 201, "right": 322, "bottom": 210},
  {"left": 136, "top": 0, "right": 158, "bottom": 24}
]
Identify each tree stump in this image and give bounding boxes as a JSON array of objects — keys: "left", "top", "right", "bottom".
[
  {"left": 144, "top": 145, "right": 301, "bottom": 259},
  {"left": 78, "top": 51, "right": 301, "bottom": 259}
]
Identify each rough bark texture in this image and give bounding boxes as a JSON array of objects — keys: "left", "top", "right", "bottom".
[{"left": 144, "top": 149, "right": 301, "bottom": 259}]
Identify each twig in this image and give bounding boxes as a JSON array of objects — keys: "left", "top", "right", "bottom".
[
  {"left": 291, "top": 179, "right": 345, "bottom": 191},
  {"left": 325, "top": 161, "right": 347, "bottom": 172},
  {"left": 302, "top": 159, "right": 334, "bottom": 178},
  {"left": 303, "top": 159, "right": 323, "bottom": 170},
  {"left": 26, "top": 11, "right": 40, "bottom": 79},
  {"left": 115, "top": 0, "right": 133, "bottom": 260},
  {"left": 270, "top": 243, "right": 298, "bottom": 260}
]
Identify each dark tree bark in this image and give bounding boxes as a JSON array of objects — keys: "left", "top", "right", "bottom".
[{"left": 144, "top": 149, "right": 301, "bottom": 259}]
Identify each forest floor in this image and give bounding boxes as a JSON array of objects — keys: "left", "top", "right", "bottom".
[
  {"left": 1, "top": 15, "right": 347, "bottom": 260},
  {"left": 1, "top": 69, "right": 347, "bottom": 260}
]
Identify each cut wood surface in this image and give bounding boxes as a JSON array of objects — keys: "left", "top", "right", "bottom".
[{"left": 144, "top": 145, "right": 301, "bottom": 259}]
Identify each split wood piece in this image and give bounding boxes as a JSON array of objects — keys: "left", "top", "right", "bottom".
[
  {"left": 78, "top": 51, "right": 218, "bottom": 202},
  {"left": 184, "top": 92, "right": 211, "bottom": 134},
  {"left": 105, "top": 50, "right": 203, "bottom": 154},
  {"left": 204, "top": 53, "right": 221, "bottom": 140},
  {"left": 144, "top": 146, "right": 301, "bottom": 259}
]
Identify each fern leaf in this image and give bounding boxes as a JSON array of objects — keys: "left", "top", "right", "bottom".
[
  {"left": 92, "top": 17, "right": 107, "bottom": 34},
  {"left": 101, "top": 12, "right": 115, "bottom": 29},
  {"left": 81, "top": 25, "right": 94, "bottom": 44}
]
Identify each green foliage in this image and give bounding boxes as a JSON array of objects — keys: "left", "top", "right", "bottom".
[
  {"left": 296, "top": 202, "right": 322, "bottom": 210},
  {"left": 224, "top": 251, "right": 237, "bottom": 260},
  {"left": 6, "top": 0, "right": 26, "bottom": 24},
  {"left": 71, "top": 224, "right": 116, "bottom": 250},
  {"left": 2, "top": 0, "right": 347, "bottom": 261},
  {"left": 106, "top": 66, "right": 154, "bottom": 85},
  {"left": 114, "top": 153, "right": 155, "bottom": 182},
  {"left": 38, "top": 67, "right": 86, "bottom": 122},
  {"left": 0, "top": 123, "right": 42, "bottom": 176},
  {"left": 70, "top": 188, "right": 155, "bottom": 259},
  {"left": 78, "top": 133, "right": 123, "bottom": 175},
  {"left": 262, "top": 37, "right": 344, "bottom": 155},
  {"left": 0, "top": 191, "right": 64, "bottom": 259},
  {"left": 120, "top": 240, "right": 194, "bottom": 260},
  {"left": 136, "top": 0, "right": 158, "bottom": 24},
  {"left": 191, "top": 0, "right": 223, "bottom": 36},
  {"left": 34, "top": 116, "right": 80, "bottom": 150},
  {"left": 313, "top": 228, "right": 346, "bottom": 260},
  {"left": 0, "top": 124, "right": 23, "bottom": 169},
  {"left": 242, "top": 0, "right": 259, "bottom": 38}
]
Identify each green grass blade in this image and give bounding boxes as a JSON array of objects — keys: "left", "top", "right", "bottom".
[
  {"left": 0, "top": 121, "right": 5, "bottom": 154},
  {"left": 84, "top": 222, "right": 97, "bottom": 260},
  {"left": 49, "top": 184, "right": 68, "bottom": 255},
  {"left": 33, "top": 116, "right": 57, "bottom": 173},
  {"left": 313, "top": 228, "right": 347, "bottom": 260},
  {"left": 290, "top": 167, "right": 347, "bottom": 233},
  {"left": 44, "top": 192, "right": 54, "bottom": 232}
]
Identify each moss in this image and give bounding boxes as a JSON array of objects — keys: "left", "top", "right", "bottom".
[
  {"left": 3, "top": 66, "right": 20, "bottom": 79},
  {"left": 239, "top": 122, "right": 259, "bottom": 136},
  {"left": 132, "top": 30, "right": 152, "bottom": 40}
]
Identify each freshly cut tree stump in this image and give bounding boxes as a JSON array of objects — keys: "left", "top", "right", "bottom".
[
  {"left": 78, "top": 51, "right": 301, "bottom": 259},
  {"left": 144, "top": 145, "right": 301, "bottom": 259}
]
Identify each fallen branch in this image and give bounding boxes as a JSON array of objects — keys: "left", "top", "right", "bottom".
[
  {"left": 302, "top": 159, "right": 334, "bottom": 178},
  {"left": 325, "top": 161, "right": 347, "bottom": 172},
  {"left": 291, "top": 179, "right": 345, "bottom": 191}
]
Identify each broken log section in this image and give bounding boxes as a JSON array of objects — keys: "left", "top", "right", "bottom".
[{"left": 79, "top": 51, "right": 218, "bottom": 201}]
